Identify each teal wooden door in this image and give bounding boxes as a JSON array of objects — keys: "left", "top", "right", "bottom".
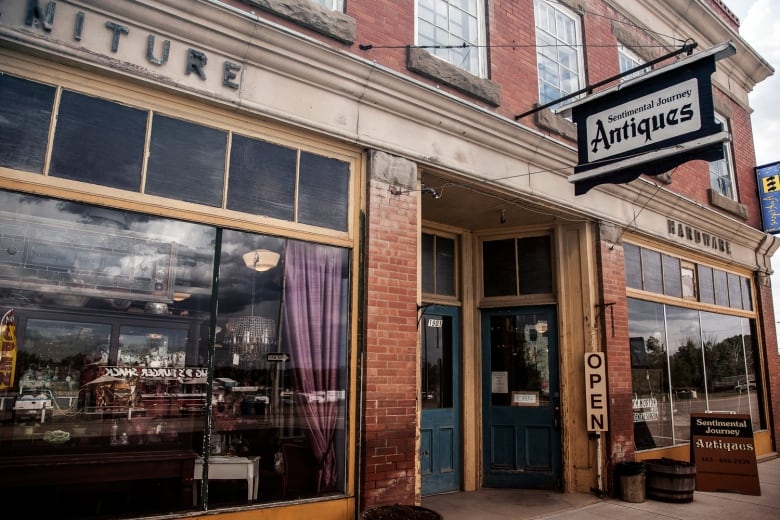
[
  {"left": 481, "top": 306, "right": 561, "bottom": 489},
  {"left": 421, "top": 305, "right": 460, "bottom": 495}
]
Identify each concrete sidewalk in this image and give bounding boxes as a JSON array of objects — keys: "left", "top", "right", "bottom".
[{"left": 421, "top": 455, "right": 780, "bottom": 519}]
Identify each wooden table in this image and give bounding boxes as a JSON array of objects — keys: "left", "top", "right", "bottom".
[{"left": 193, "top": 455, "right": 260, "bottom": 504}]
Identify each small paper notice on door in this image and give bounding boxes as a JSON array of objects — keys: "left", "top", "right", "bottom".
[
  {"left": 512, "top": 391, "right": 539, "bottom": 407},
  {"left": 492, "top": 372, "right": 508, "bottom": 393}
]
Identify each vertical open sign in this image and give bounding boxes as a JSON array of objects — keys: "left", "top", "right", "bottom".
[{"left": 585, "top": 352, "right": 608, "bottom": 431}]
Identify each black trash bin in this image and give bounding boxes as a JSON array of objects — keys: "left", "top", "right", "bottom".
[{"left": 616, "top": 461, "right": 646, "bottom": 503}]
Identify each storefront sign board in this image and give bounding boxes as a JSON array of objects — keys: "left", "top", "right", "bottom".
[
  {"left": 559, "top": 42, "right": 735, "bottom": 195},
  {"left": 690, "top": 412, "right": 760, "bottom": 495},
  {"left": 584, "top": 353, "right": 608, "bottom": 431}
]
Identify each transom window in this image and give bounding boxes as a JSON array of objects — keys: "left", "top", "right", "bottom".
[
  {"left": 0, "top": 73, "right": 352, "bottom": 232},
  {"left": 534, "top": 0, "right": 584, "bottom": 106},
  {"left": 416, "top": 0, "right": 486, "bottom": 77},
  {"left": 482, "top": 235, "right": 553, "bottom": 298},
  {"left": 710, "top": 113, "right": 737, "bottom": 200},
  {"left": 624, "top": 243, "right": 752, "bottom": 311},
  {"left": 422, "top": 232, "right": 457, "bottom": 297}
]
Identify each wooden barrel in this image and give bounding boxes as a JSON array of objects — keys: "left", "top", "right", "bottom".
[{"left": 645, "top": 458, "right": 696, "bottom": 503}]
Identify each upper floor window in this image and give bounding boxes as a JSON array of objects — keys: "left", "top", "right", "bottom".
[
  {"left": 416, "top": 0, "right": 487, "bottom": 77},
  {"left": 534, "top": 0, "right": 584, "bottom": 106},
  {"left": 710, "top": 113, "right": 737, "bottom": 200},
  {"left": 312, "top": 0, "right": 343, "bottom": 10},
  {"left": 618, "top": 44, "right": 650, "bottom": 81}
]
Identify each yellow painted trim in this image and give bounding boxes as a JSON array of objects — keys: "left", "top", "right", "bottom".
[{"left": 186, "top": 497, "right": 355, "bottom": 520}]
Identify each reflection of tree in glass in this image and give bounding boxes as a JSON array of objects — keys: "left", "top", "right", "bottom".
[
  {"left": 703, "top": 333, "right": 746, "bottom": 391},
  {"left": 669, "top": 338, "right": 703, "bottom": 390}
]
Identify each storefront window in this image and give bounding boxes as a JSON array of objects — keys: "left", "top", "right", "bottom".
[
  {"left": 0, "top": 190, "right": 350, "bottom": 516},
  {"left": 628, "top": 298, "right": 763, "bottom": 451}
]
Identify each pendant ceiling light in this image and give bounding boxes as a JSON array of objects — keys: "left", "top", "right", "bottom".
[{"left": 242, "top": 249, "right": 280, "bottom": 272}]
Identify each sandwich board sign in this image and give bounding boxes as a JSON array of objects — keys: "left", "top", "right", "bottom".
[{"left": 690, "top": 412, "right": 760, "bottom": 495}]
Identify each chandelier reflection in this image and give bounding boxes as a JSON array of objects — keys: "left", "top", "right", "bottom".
[
  {"left": 227, "top": 248, "right": 280, "bottom": 365},
  {"left": 227, "top": 315, "right": 276, "bottom": 364}
]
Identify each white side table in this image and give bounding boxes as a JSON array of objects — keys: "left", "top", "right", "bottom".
[{"left": 193, "top": 455, "right": 260, "bottom": 504}]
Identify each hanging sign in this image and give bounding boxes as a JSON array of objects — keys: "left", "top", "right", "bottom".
[
  {"left": 690, "top": 412, "right": 760, "bottom": 495},
  {"left": 0, "top": 309, "right": 17, "bottom": 390},
  {"left": 558, "top": 41, "right": 735, "bottom": 195},
  {"left": 756, "top": 161, "right": 780, "bottom": 233}
]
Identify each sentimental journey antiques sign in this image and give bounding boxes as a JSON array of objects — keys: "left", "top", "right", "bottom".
[{"left": 690, "top": 412, "right": 760, "bottom": 495}]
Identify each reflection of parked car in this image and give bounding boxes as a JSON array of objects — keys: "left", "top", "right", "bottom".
[{"left": 735, "top": 380, "right": 756, "bottom": 393}]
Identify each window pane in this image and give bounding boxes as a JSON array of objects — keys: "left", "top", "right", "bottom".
[
  {"left": 535, "top": 0, "right": 582, "bottom": 106},
  {"left": 698, "top": 265, "right": 715, "bottom": 304},
  {"left": 0, "top": 74, "right": 54, "bottom": 173},
  {"left": 436, "top": 236, "right": 456, "bottom": 296},
  {"left": 298, "top": 152, "right": 350, "bottom": 231},
  {"left": 51, "top": 90, "right": 146, "bottom": 191},
  {"left": 662, "top": 255, "right": 681, "bottom": 298},
  {"left": 483, "top": 239, "right": 517, "bottom": 297},
  {"left": 215, "top": 231, "right": 349, "bottom": 502},
  {"left": 701, "top": 313, "right": 762, "bottom": 429},
  {"left": 0, "top": 189, "right": 216, "bottom": 516},
  {"left": 422, "top": 233, "right": 435, "bottom": 294},
  {"left": 641, "top": 248, "right": 663, "bottom": 294},
  {"left": 421, "top": 313, "right": 453, "bottom": 409},
  {"left": 146, "top": 115, "right": 226, "bottom": 207},
  {"left": 741, "top": 276, "right": 753, "bottom": 311},
  {"left": 713, "top": 269, "right": 729, "bottom": 306},
  {"left": 227, "top": 134, "right": 296, "bottom": 220},
  {"left": 665, "top": 306, "right": 703, "bottom": 445},
  {"left": 518, "top": 235, "right": 552, "bottom": 294},
  {"left": 417, "top": 0, "right": 484, "bottom": 75},
  {"left": 628, "top": 298, "right": 672, "bottom": 449},
  {"left": 624, "top": 243, "right": 642, "bottom": 289},
  {"left": 726, "top": 273, "right": 742, "bottom": 309},
  {"left": 681, "top": 263, "right": 696, "bottom": 300}
]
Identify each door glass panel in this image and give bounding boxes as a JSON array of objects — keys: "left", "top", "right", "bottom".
[
  {"left": 421, "top": 313, "right": 452, "bottom": 409},
  {"left": 489, "top": 314, "right": 550, "bottom": 407}
]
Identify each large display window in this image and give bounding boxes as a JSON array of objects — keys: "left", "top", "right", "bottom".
[
  {"left": 0, "top": 190, "right": 351, "bottom": 517},
  {"left": 628, "top": 300, "right": 763, "bottom": 451}
]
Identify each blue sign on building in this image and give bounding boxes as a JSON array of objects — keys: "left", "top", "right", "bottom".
[{"left": 757, "top": 161, "right": 780, "bottom": 234}]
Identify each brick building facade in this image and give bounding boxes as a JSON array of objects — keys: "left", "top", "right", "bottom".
[{"left": 0, "top": 1, "right": 776, "bottom": 519}]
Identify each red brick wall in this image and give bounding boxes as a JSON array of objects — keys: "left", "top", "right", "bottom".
[
  {"left": 596, "top": 232, "right": 635, "bottom": 487},
  {"left": 755, "top": 275, "right": 780, "bottom": 451},
  {"left": 360, "top": 178, "right": 420, "bottom": 509}
]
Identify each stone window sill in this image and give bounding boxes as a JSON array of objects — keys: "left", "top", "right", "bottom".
[
  {"left": 708, "top": 188, "right": 748, "bottom": 220},
  {"left": 406, "top": 47, "right": 501, "bottom": 107},
  {"left": 241, "top": 0, "right": 356, "bottom": 45}
]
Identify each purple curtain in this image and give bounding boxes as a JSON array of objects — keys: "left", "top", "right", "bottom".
[{"left": 282, "top": 240, "right": 344, "bottom": 493}]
